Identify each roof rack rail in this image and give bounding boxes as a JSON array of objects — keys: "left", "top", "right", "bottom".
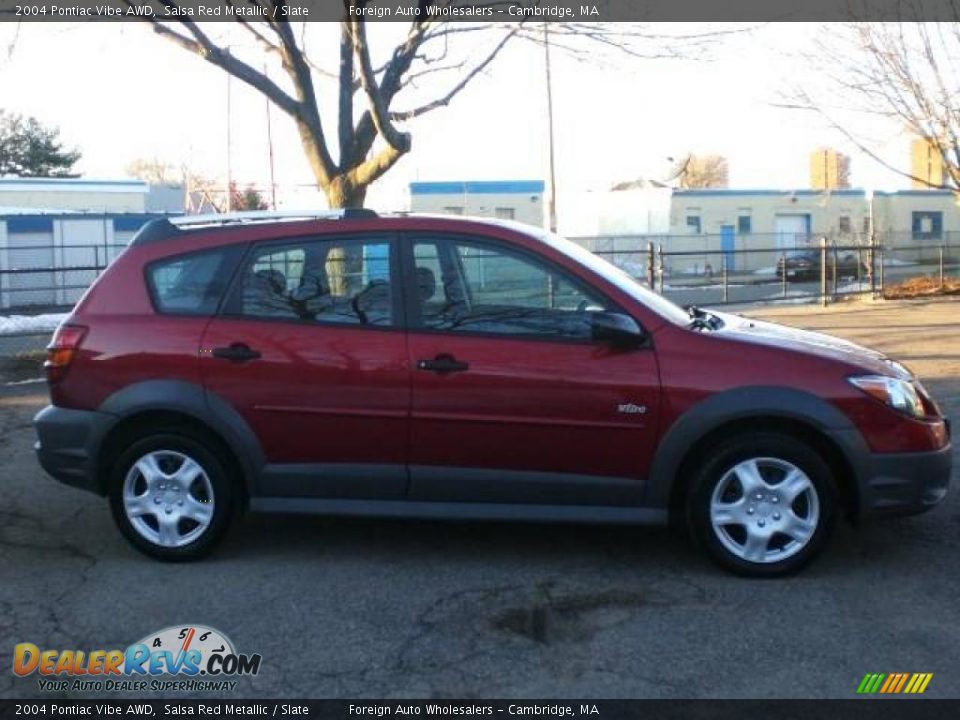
[
  {"left": 130, "top": 208, "right": 378, "bottom": 247},
  {"left": 170, "top": 208, "right": 377, "bottom": 228}
]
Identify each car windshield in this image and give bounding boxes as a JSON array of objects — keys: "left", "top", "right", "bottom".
[{"left": 514, "top": 224, "right": 692, "bottom": 327}]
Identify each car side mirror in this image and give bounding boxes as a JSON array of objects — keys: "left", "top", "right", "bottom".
[{"left": 590, "top": 311, "right": 647, "bottom": 348}]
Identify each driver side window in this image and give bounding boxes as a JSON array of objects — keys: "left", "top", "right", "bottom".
[{"left": 412, "top": 238, "right": 608, "bottom": 340}]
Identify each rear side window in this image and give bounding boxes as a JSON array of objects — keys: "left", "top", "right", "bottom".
[
  {"left": 226, "top": 236, "right": 395, "bottom": 327},
  {"left": 147, "top": 247, "right": 242, "bottom": 315}
]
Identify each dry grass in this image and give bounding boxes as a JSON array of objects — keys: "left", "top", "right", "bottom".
[{"left": 883, "top": 275, "right": 960, "bottom": 299}]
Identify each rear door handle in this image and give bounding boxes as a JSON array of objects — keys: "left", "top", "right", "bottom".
[
  {"left": 417, "top": 354, "right": 469, "bottom": 374},
  {"left": 212, "top": 343, "right": 262, "bottom": 363}
]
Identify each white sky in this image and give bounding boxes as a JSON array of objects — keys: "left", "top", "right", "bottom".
[{"left": 0, "top": 22, "right": 915, "bottom": 212}]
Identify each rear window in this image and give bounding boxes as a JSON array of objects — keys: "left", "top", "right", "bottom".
[{"left": 146, "top": 246, "right": 242, "bottom": 315}]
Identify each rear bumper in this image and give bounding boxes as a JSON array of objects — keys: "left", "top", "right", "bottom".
[
  {"left": 859, "top": 443, "right": 952, "bottom": 520},
  {"left": 34, "top": 404, "right": 115, "bottom": 495}
]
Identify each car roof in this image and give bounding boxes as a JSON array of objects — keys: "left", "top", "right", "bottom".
[{"left": 129, "top": 210, "right": 542, "bottom": 249}]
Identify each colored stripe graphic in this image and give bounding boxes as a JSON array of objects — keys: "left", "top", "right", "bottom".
[{"left": 857, "top": 673, "right": 932, "bottom": 694}]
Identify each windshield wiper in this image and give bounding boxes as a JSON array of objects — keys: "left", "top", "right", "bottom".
[{"left": 687, "top": 305, "right": 724, "bottom": 331}]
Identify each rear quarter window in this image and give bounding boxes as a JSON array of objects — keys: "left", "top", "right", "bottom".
[{"left": 146, "top": 246, "right": 244, "bottom": 315}]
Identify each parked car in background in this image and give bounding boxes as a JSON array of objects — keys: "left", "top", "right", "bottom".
[
  {"left": 34, "top": 211, "right": 951, "bottom": 576},
  {"left": 776, "top": 248, "right": 869, "bottom": 282}
]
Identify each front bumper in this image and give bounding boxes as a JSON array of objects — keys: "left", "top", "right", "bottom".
[
  {"left": 859, "top": 443, "right": 952, "bottom": 520},
  {"left": 34, "top": 404, "right": 115, "bottom": 495}
]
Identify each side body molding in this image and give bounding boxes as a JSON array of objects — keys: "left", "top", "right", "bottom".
[
  {"left": 98, "top": 380, "right": 265, "bottom": 495},
  {"left": 644, "top": 386, "right": 872, "bottom": 508}
]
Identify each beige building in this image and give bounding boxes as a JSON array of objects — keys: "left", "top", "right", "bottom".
[
  {"left": 663, "top": 189, "right": 870, "bottom": 274},
  {"left": 0, "top": 178, "right": 153, "bottom": 212},
  {"left": 910, "top": 138, "right": 946, "bottom": 189},
  {"left": 669, "top": 189, "right": 870, "bottom": 239},
  {"left": 810, "top": 148, "right": 851, "bottom": 190},
  {"left": 873, "top": 189, "right": 958, "bottom": 261},
  {"left": 409, "top": 181, "right": 544, "bottom": 227}
]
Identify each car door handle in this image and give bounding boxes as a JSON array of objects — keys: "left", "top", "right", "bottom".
[
  {"left": 417, "top": 354, "right": 469, "bottom": 374},
  {"left": 212, "top": 343, "right": 262, "bottom": 363}
]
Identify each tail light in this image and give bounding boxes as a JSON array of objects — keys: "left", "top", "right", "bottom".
[{"left": 45, "top": 324, "right": 87, "bottom": 384}]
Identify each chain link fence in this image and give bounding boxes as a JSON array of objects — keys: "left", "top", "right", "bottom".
[{"left": 570, "top": 231, "right": 959, "bottom": 309}]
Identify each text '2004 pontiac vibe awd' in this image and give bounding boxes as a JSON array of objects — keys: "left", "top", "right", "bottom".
[{"left": 33, "top": 210, "right": 951, "bottom": 575}]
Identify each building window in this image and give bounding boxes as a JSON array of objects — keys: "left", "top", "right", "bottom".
[
  {"left": 686, "top": 215, "right": 701, "bottom": 234},
  {"left": 737, "top": 216, "right": 751, "bottom": 234},
  {"left": 838, "top": 216, "right": 851, "bottom": 234},
  {"left": 912, "top": 211, "right": 943, "bottom": 240},
  {"left": 443, "top": 206, "right": 464, "bottom": 215},
  {"left": 494, "top": 207, "right": 515, "bottom": 220}
]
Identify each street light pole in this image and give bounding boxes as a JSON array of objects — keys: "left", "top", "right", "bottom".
[
  {"left": 225, "top": 47, "right": 233, "bottom": 213},
  {"left": 543, "top": 22, "right": 558, "bottom": 234},
  {"left": 264, "top": 61, "right": 278, "bottom": 210}
]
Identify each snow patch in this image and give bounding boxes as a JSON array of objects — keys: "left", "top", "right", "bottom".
[{"left": 0, "top": 313, "right": 67, "bottom": 336}]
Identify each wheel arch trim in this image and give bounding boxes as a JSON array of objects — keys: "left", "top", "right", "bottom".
[
  {"left": 645, "top": 386, "right": 871, "bottom": 510},
  {"left": 97, "top": 379, "right": 264, "bottom": 496}
]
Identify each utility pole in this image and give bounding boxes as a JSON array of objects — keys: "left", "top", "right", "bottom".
[
  {"left": 225, "top": 47, "right": 233, "bottom": 213},
  {"left": 264, "top": 61, "right": 278, "bottom": 210},
  {"left": 543, "top": 22, "right": 558, "bottom": 233}
]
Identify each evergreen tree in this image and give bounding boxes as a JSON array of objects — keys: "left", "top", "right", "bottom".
[{"left": 0, "top": 111, "right": 81, "bottom": 177}]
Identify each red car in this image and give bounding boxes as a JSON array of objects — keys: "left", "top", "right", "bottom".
[{"left": 34, "top": 211, "right": 951, "bottom": 575}]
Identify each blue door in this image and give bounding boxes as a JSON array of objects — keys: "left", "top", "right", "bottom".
[{"left": 720, "top": 225, "right": 735, "bottom": 272}]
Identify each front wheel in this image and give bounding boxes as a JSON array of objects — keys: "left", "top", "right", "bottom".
[
  {"left": 108, "top": 432, "right": 236, "bottom": 561},
  {"left": 688, "top": 433, "right": 836, "bottom": 577}
]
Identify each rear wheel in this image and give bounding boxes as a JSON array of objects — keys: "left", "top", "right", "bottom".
[
  {"left": 688, "top": 432, "right": 836, "bottom": 577},
  {"left": 108, "top": 432, "right": 236, "bottom": 561}
]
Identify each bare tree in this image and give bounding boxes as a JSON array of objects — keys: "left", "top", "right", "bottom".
[
  {"left": 120, "top": 3, "right": 739, "bottom": 208},
  {"left": 667, "top": 153, "right": 729, "bottom": 188},
  {"left": 788, "top": 22, "right": 960, "bottom": 190},
  {"left": 126, "top": 157, "right": 182, "bottom": 185}
]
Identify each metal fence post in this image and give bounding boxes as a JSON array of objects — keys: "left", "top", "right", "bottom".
[
  {"left": 646, "top": 242, "right": 655, "bottom": 289},
  {"left": 781, "top": 251, "right": 787, "bottom": 298},
  {"left": 939, "top": 245, "right": 945, "bottom": 290},
  {"left": 656, "top": 244, "right": 664, "bottom": 294},
  {"left": 820, "top": 236, "right": 828, "bottom": 307},
  {"left": 878, "top": 245, "right": 885, "bottom": 293},
  {"left": 722, "top": 255, "right": 728, "bottom": 303},
  {"left": 831, "top": 245, "right": 837, "bottom": 299},
  {"left": 868, "top": 238, "right": 876, "bottom": 299}
]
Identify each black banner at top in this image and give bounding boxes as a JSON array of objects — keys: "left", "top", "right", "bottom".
[{"left": 1, "top": 0, "right": 960, "bottom": 22}]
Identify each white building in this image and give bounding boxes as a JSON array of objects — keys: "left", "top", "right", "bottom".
[{"left": 409, "top": 181, "right": 544, "bottom": 227}]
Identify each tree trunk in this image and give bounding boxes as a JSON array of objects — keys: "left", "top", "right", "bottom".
[{"left": 325, "top": 174, "right": 368, "bottom": 209}]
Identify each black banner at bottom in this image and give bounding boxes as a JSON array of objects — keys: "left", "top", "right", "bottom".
[{"left": 0, "top": 700, "right": 958, "bottom": 720}]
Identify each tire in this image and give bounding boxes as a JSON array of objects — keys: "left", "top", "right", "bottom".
[
  {"left": 687, "top": 432, "right": 836, "bottom": 577},
  {"left": 108, "top": 430, "right": 237, "bottom": 561}
]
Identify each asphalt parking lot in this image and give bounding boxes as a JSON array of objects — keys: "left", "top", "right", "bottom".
[{"left": 1, "top": 298, "right": 958, "bottom": 700}]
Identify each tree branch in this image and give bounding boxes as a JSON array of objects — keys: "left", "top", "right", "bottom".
[
  {"left": 348, "top": 17, "right": 411, "bottom": 153},
  {"left": 121, "top": 3, "right": 301, "bottom": 118},
  {"left": 390, "top": 27, "right": 518, "bottom": 122}
]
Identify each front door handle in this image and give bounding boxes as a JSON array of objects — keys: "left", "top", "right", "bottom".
[
  {"left": 417, "top": 354, "right": 469, "bottom": 375},
  {"left": 212, "top": 343, "right": 262, "bottom": 363}
]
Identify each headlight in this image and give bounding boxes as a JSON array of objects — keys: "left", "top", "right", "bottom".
[{"left": 849, "top": 375, "right": 926, "bottom": 418}]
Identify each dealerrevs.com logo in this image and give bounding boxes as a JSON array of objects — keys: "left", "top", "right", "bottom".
[{"left": 13, "top": 625, "right": 262, "bottom": 693}]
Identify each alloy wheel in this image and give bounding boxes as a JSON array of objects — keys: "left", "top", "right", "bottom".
[
  {"left": 122, "top": 450, "right": 215, "bottom": 548},
  {"left": 709, "top": 457, "right": 820, "bottom": 564}
]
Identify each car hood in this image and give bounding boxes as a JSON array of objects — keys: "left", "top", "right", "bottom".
[{"left": 710, "top": 310, "right": 908, "bottom": 378}]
